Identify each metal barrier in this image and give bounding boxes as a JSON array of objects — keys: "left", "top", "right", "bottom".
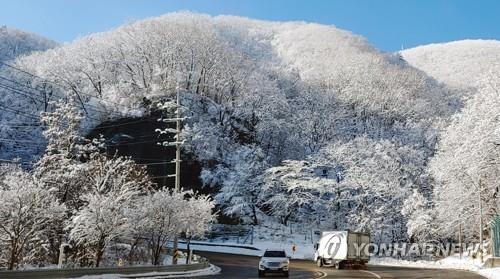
[
  {"left": 491, "top": 215, "right": 500, "bottom": 257},
  {"left": 204, "top": 224, "right": 254, "bottom": 244},
  {"left": 0, "top": 261, "right": 210, "bottom": 279}
]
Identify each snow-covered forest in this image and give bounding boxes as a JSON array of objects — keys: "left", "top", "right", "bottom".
[
  {"left": 0, "top": 12, "right": 499, "bottom": 269},
  {"left": 0, "top": 26, "right": 57, "bottom": 63}
]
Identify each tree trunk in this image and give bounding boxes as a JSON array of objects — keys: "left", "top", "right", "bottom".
[
  {"left": 8, "top": 239, "right": 18, "bottom": 270},
  {"left": 152, "top": 235, "right": 162, "bottom": 266},
  {"left": 252, "top": 206, "right": 258, "bottom": 225},
  {"left": 95, "top": 240, "right": 106, "bottom": 267},
  {"left": 95, "top": 250, "right": 103, "bottom": 267}
]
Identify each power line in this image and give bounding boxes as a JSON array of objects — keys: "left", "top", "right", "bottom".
[
  {"left": 150, "top": 175, "right": 175, "bottom": 179},
  {"left": 0, "top": 74, "right": 129, "bottom": 119},
  {"left": 0, "top": 99, "right": 163, "bottom": 133},
  {"left": 0, "top": 124, "right": 45, "bottom": 129},
  {"left": 93, "top": 118, "right": 157, "bottom": 130},
  {"left": 0, "top": 105, "right": 40, "bottom": 119},
  {"left": 0, "top": 61, "right": 140, "bottom": 114},
  {"left": 136, "top": 161, "right": 175, "bottom": 166},
  {"left": 124, "top": 156, "right": 171, "bottom": 162},
  {"left": 0, "top": 76, "right": 164, "bottom": 130},
  {"left": 0, "top": 81, "right": 104, "bottom": 122},
  {"left": 0, "top": 137, "right": 41, "bottom": 144},
  {"left": 0, "top": 84, "right": 154, "bottom": 129},
  {"left": 106, "top": 138, "right": 165, "bottom": 147},
  {"left": 0, "top": 158, "right": 33, "bottom": 165}
]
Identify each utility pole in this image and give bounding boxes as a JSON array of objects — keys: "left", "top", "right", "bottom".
[
  {"left": 172, "top": 89, "right": 182, "bottom": 265},
  {"left": 158, "top": 89, "right": 184, "bottom": 265},
  {"left": 459, "top": 223, "right": 462, "bottom": 259},
  {"left": 479, "top": 179, "right": 484, "bottom": 263},
  {"left": 175, "top": 89, "right": 181, "bottom": 193}
]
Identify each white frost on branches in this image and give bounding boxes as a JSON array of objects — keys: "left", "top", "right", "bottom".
[
  {"left": 0, "top": 168, "right": 65, "bottom": 270},
  {"left": 132, "top": 189, "right": 215, "bottom": 265}
]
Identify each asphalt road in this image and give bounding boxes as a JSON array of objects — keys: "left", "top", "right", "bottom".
[{"left": 194, "top": 252, "right": 488, "bottom": 279}]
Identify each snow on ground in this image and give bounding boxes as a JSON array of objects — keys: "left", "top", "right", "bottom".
[
  {"left": 180, "top": 223, "right": 317, "bottom": 260},
  {"left": 371, "top": 255, "right": 500, "bottom": 279},
  {"left": 179, "top": 241, "right": 260, "bottom": 255},
  {"left": 479, "top": 268, "right": 500, "bottom": 279},
  {"left": 72, "top": 264, "right": 221, "bottom": 279},
  {"left": 178, "top": 239, "right": 315, "bottom": 259}
]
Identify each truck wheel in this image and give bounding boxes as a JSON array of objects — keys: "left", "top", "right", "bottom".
[
  {"left": 258, "top": 270, "right": 265, "bottom": 277},
  {"left": 316, "top": 258, "right": 323, "bottom": 267},
  {"left": 338, "top": 261, "right": 344, "bottom": 270},
  {"left": 284, "top": 271, "right": 289, "bottom": 277}
]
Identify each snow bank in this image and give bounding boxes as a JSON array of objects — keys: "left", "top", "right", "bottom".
[
  {"left": 371, "top": 255, "right": 500, "bottom": 279},
  {"left": 72, "top": 264, "right": 221, "bottom": 279},
  {"left": 177, "top": 239, "right": 315, "bottom": 260},
  {"left": 479, "top": 268, "right": 500, "bottom": 279}
]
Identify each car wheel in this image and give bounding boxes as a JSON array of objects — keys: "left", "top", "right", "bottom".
[
  {"left": 316, "top": 258, "right": 323, "bottom": 267},
  {"left": 258, "top": 270, "right": 265, "bottom": 277},
  {"left": 284, "top": 271, "right": 289, "bottom": 277}
]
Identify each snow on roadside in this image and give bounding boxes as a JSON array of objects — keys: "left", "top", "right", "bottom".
[
  {"left": 177, "top": 241, "right": 262, "bottom": 257},
  {"left": 479, "top": 268, "right": 500, "bottom": 279},
  {"left": 72, "top": 264, "right": 221, "bottom": 279},
  {"left": 371, "top": 255, "right": 500, "bottom": 279},
  {"left": 177, "top": 240, "right": 315, "bottom": 259},
  {"left": 182, "top": 222, "right": 317, "bottom": 260}
]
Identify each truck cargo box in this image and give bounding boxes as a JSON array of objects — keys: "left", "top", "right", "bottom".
[{"left": 313, "top": 230, "right": 370, "bottom": 268}]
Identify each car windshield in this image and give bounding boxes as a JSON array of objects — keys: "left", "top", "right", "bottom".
[{"left": 263, "top": 250, "right": 286, "bottom": 257}]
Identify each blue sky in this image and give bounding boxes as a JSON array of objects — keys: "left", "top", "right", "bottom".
[{"left": 1, "top": 0, "right": 499, "bottom": 51}]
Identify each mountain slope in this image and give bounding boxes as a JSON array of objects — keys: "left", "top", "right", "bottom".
[
  {"left": 0, "top": 12, "right": 459, "bottom": 242},
  {"left": 401, "top": 40, "right": 500, "bottom": 89},
  {"left": 401, "top": 41, "right": 500, "bottom": 242},
  {"left": 0, "top": 26, "right": 57, "bottom": 63}
]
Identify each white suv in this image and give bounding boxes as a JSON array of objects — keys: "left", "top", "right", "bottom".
[{"left": 258, "top": 249, "right": 290, "bottom": 277}]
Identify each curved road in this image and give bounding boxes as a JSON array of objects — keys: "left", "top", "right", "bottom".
[{"left": 194, "top": 252, "right": 487, "bottom": 279}]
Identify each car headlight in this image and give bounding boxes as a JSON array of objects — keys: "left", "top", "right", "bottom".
[{"left": 259, "top": 261, "right": 266, "bottom": 269}]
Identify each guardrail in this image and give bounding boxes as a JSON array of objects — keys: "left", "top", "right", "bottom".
[
  {"left": 0, "top": 261, "right": 209, "bottom": 279},
  {"left": 204, "top": 224, "right": 254, "bottom": 244}
]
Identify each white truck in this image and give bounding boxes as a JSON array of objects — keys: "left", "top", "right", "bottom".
[{"left": 313, "top": 231, "right": 370, "bottom": 269}]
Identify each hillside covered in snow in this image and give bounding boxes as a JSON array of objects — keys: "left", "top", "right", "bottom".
[
  {"left": 401, "top": 40, "right": 500, "bottom": 90},
  {"left": 402, "top": 40, "right": 500, "bottom": 242},
  {"left": 2, "top": 12, "right": 497, "bottom": 248},
  {"left": 0, "top": 26, "right": 57, "bottom": 63}
]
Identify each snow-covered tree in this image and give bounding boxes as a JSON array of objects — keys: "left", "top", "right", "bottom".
[
  {"left": 34, "top": 100, "right": 96, "bottom": 211},
  {"left": 0, "top": 168, "right": 65, "bottom": 270},
  {"left": 313, "top": 137, "right": 425, "bottom": 242},
  {"left": 260, "top": 160, "right": 331, "bottom": 226},
  {"left": 67, "top": 154, "right": 151, "bottom": 267},
  {"left": 0, "top": 26, "right": 57, "bottom": 63},
  {"left": 402, "top": 190, "right": 435, "bottom": 242},
  {"left": 68, "top": 189, "right": 136, "bottom": 267},
  {"left": 213, "top": 146, "right": 268, "bottom": 225},
  {"left": 0, "top": 12, "right": 463, "bottom": 247},
  {"left": 132, "top": 189, "right": 215, "bottom": 265},
  {"left": 429, "top": 79, "right": 500, "bottom": 241}
]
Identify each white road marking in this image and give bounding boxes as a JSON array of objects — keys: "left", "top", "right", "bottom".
[
  {"left": 315, "top": 271, "right": 328, "bottom": 278},
  {"left": 360, "top": 270, "right": 382, "bottom": 278}
]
